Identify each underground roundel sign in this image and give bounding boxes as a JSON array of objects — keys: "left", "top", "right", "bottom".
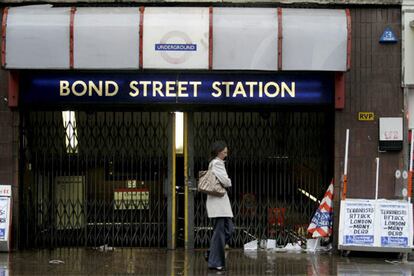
[
  {"left": 143, "top": 7, "right": 209, "bottom": 69},
  {"left": 155, "top": 31, "right": 197, "bottom": 64}
]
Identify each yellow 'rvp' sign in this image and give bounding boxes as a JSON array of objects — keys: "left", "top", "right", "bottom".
[{"left": 358, "top": 112, "right": 375, "bottom": 121}]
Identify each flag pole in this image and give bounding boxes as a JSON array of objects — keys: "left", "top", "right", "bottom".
[
  {"left": 408, "top": 130, "right": 413, "bottom": 202},
  {"left": 375, "top": 157, "right": 379, "bottom": 200},
  {"left": 342, "top": 129, "right": 349, "bottom": 200}
]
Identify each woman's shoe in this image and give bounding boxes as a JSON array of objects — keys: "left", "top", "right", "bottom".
[
  {"left": 204, "top": 250, "right": 210, "bottom": 262},
  {"left": 208, "top": 266, "right": 225, "bottom": 272}
]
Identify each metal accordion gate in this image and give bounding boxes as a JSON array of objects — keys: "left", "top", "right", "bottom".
[
  {"left": 20, "top": 111, "right": 170, "bottom": 248},
  {"left": 192, "top": 111, "right": 333, "bottom": 248}
]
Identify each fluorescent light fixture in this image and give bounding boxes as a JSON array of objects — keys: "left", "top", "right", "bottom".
[
  {"left": 62, "top": 111, "right": 78, "bottom": 153},
  {"left": 298, "top": 188, "right": 320, "bottom": 203},
  {"left": 175, "top": 112, "right": 184, "bottom": 154}
]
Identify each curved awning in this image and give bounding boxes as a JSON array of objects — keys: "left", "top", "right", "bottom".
[{"left": 2, "top": 5, "right": 350, "bottom": 71}]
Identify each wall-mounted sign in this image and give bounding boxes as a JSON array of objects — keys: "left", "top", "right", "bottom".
[
  {"left": 20, "top": 72, "right": 334, "bottom": 106},
  {"left": 143, "top": 7, "right": 209, "bottom": 69},
  {"left": 358, "top": 112, "right": 375, "bottom": 121},
  {"left": 379, "top": 117, "right": 403, "bottom": 151},
  {"left": 379, "top": 27, "right": 398, "bottom": 43}
]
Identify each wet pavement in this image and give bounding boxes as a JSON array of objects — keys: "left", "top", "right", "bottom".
[{"left": 0, "top": 248, "right": 413, "bottom": 275}]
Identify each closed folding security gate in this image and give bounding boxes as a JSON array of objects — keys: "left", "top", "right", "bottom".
[
  {"left": 192, "top": 111, "right": 333, "bottom": 248},
  {"left": 20, "top": 110, "right": 333, "bottom": 249},
  {"left": 20, "top": 111, "right": 170, "bottom": 248}
]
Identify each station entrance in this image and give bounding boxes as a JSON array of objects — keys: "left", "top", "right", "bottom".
[
  {"left": 7, "top": 5, "right": 347, "bottom": 250},
  {"left": 19, "top": 109, "right": 333, "bottom": 248},
  {"left": 19, "top": 109, "right": 333, "bottom": 249}
]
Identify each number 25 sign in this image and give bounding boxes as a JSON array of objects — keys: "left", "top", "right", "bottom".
[{"left": 383, "top": 131, "right": 400, "bottom": 140}]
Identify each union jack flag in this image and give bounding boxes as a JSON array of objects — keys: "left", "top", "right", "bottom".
[{"left": 307, "top": 181, "right": 334, "bottom": 238}]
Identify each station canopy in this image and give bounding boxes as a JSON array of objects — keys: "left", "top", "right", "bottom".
[{"left": 3, "top": 5, "right": 349, "bottom": 71}]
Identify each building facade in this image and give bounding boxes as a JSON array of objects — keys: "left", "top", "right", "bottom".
[{"left": 0, "top": 0, "right": 405, "bottom": 250}]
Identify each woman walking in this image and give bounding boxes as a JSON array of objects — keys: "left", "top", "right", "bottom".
[{"left": 205, "top": 140, "right": 234, "bottom": 272}]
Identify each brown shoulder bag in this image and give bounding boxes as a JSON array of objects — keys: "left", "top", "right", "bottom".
[{"left": 197, "top": 170, "right": 226, "bottom": 197}]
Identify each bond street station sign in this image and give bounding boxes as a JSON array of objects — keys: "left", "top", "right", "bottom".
[{"left": 20, "top": 72, "right": 333, "bottom": 106}]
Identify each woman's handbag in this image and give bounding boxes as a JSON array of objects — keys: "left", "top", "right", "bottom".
[{"left": 197, "top": 170, "right": 226, "bottom": 197}]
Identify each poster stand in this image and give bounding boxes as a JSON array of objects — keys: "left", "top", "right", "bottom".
[
  {"left": 338, "top": 130, "right": 414, "bottom": 254},
  {"left": 338, "top": 198, "right": 413, "bottom": 254},
  {"left": 0, "top": 185, "right": 12, "bottom": 252}
]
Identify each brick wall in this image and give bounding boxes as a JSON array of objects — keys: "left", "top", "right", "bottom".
[{"left": 333, "top": 8, "right": 403, "bottom": 248}]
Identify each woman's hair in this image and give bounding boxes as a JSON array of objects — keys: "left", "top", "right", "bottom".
[{"left": 210, "top": 140, "right": 227, "bottom": 160}]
